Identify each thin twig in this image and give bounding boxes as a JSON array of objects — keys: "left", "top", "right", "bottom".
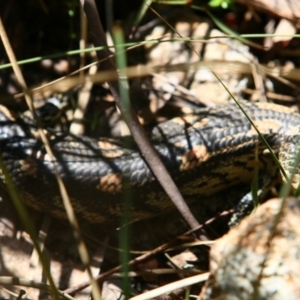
[{"left": 63, "top": 210, "right": 232, "bottom": 295}]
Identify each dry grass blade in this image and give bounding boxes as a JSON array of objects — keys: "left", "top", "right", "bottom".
[
  {"left": 129, "top": 273, "right": 209, "bottom": 300},
  {"left": 0, "top": 16, "right": 60, "bottom": 300},
  {"left": 0, "top": 277, "right": 75, "bottom": 300},
  {"left": 0, "top": 14, "right": 101, "bottom": 300},
  {"left": 12, "top": 59, "right": 300, "bottom": 101}
]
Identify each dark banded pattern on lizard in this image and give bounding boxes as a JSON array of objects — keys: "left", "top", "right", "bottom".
[{"left": 0, "top": 100, "right": 299, "bottom": 224}]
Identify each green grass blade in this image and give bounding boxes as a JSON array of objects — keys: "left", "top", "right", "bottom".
[
  {"left": 192, "top": 5, "right": 264, "bottom": 50},
  {"left": 113, "top": 24, "right": 132, "bottom": 299}
]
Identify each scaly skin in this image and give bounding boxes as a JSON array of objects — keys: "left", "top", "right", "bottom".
[{"left": 0, "top": 100, "right": 299, "bottom": 224}]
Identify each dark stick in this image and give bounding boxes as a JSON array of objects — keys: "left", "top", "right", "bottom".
[{"left": 79, "top": 0, "right": 205, "bottom": 237}]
